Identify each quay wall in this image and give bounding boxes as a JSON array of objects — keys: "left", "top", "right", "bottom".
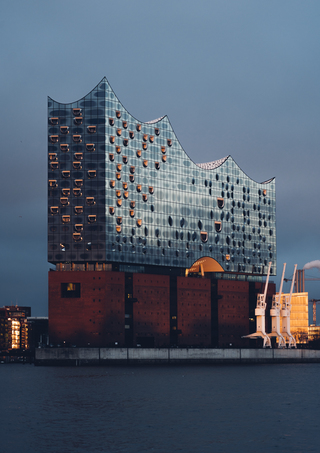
[{"left": 35, "top": 348, "right": 320, "bottom": 365}]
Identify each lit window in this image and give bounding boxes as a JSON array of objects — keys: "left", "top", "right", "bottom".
[
  {"left": 142, "top": 194, "right": 148, "bottom": 202},
  {"left": 226, "top": 254, "right": 230, "bottom": 261},
  {"left": 74, "top": 117, "right": 82, "bottom": 125},
  {"left": 122, "top": 182, "right": 128, "bottom": 190},
  {"left": 88, "top": 215, "right": 96, "bottom": 223},
  {"left": 110, "top": 136, "right": 115, "bottom": 144},
  {"left": 117, "top": 164, "right": 122, "bottom": 172},
  {"left": 161, "top": 146, "right": 166, "bottom": 154},
  {"left": 61, "top": 282, "right": 81, "bottom": 298},
  {"left": 116, "top": 190, "right": 121, "bottom": 198},
  {"left": 73, "top": 188, "right": 82, "bottom": 196},
  {"left": 117, "top": 128, "right": 122, "bottom": 136},
  {"left": 143, "top": 160, "right": 148, "bottom": 167},
  {"left": 73, "top": 135, "right": 82, "bottom": 143},
  {"left": 130, "top": 210, "right": 135, "bottom": 218},
  {"left": 60, "top": 126, "right": 69, "bottom": 134},
  {"left": 130, "top": 201, "right": 135, "bottom": 208},
  {"left": 136, "top": 124, "right": 141, "bottom": 132},
  {"left": 87, "top": 126, "right": 96, "bottom": 134},
  {"left": 149, "top": 135, "right": 154, "bottom": 143},
  {"left": 129, "top": 131, "right": 134, "bottom": 139},
  {"left": 130, "top": 166, "right": 135, "bottom": 174},
  {"left": 73, "top": 233, "right": 82, "bottom": 242},
  {"left": 117, "top": 199, "right": 122, "bottom": 207},
  {"left": 116, "top": 146, "right": 121, "bottom": 154},
  {"left": 142, "top": 143, "right": 147, "bottom": 150},
  {"left": 129, "top": 175, "right": 134, "bottom": 182},
  {"left": 50, "top": 206, "right": 59, "bottom": 214},
  {"left": 149, "top": 186, "right": 154, "bottom": 194},
  {"left": 123, "top": 139, "right": 128, "bottom": 146},
  {"left": 49, "top": 179, "right": 57, "bottom": 188},
  {"left": 109, "top": 118, "right": 115, "bottom": 126},
  {"left": 60, "top": 144, "right": 69, "bottom": 152},
  {"left": 116, "top": 110, "right": 121, "bottom": 118},
  {"left": 217, "top": 198, "right": 224, "bottom": 209},
  {"left": 86, "top": 143, "right": 95, "bottom": 151},
  {"left": 136, "top": 150, "right": 142, "bottom": 157},
  {"left": 109, "top": 153, "right": 114, "bottom": 161},
  {"left": 109, "top": 207, "right": 115, "bottom": 215},
  {"left": 74, "top": 179, "right": 83, "bottom": 187},
  {"left": 74, "top": 153, "right": 83, "bottom": 160},
  {"left": 86, "top": 197, "right": 95, "bottom": 206},
  {"left": 263, "top": 189, "right": 267, "bottom": 196},
  {"left": 62, "top": 171, "right": 70, "bottom": 178},
  {"left": 167, "top": 139, "right": 172, "bottom": 147},
  {"left": 117, "top": 217, "right": 122, "bottom": 225},
  {"left": 215, "top": 222, "right": 222, "bottom": 232},
  {"left": 50, "top": 162, "right": 59, "bottom": 170},
  {"left": 155, "top": 128, "right": 160, "bottom": 136},
  {"left": 137, "top": 219, "right": 142, "bottom": 227},
  {"left": 116, "top": 172, "right": 121, "bottom": 180},
  {"left": 60, "top": 197, "right": 69, "bottom": 206},
  {"left": 116, "top": 225, "right": 122, "bottom": 233},
  {"left": 50, "top": 135, "right": 59, "bottom": 143},
  {"left": 74, "top": 206, "right": 83, "bottom": 214},
  {"left": 123, "top": 191, "right": 129, "bottom": 199},
  {"left": 62, "top": 188, "right": 70, "bottom": 196},
  {"left": 143, "top": 134, "right": 148, "bottom": 142},
  {"left": 88, "top": 170, "right": 96, "bottom": 178},
  {"left": 73, "top": 161, "right": 82, "bottom": 170},
  {"left": 137, "top": 185, "right": 142, "bottom": 192},
  {"left": 73, "top": 108, "right": 82, "bottom": 116},
  {"left": 110, "top": 180, "right": 115, "bottom": 188},
  {"left": 123, "top": 121, "right": 128, "bottom": 128},
  {"left": 122, "top": 156, "right": 128, "bottom": 164},
  {"left": 49, "top": 153, "right": 57, "bottom": 161},
  {"left": 74, "top": 224, "right": 83, "bottom": 232},
  {"left": 200, "top": 231, "right": 208, "bottom": 243},
  {"left": 155, "top": 162, "right": 160, "bottom": 170},
  {"left": 162, "top": 155, "right": 167, "bottom": 162},
  {"left": 62, "top": 215, "right": 70, "bottom": 223},
  {"left": 50, "top": 117, "right": 59, "bottom": 125}
]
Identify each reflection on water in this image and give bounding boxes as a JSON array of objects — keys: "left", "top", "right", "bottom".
[{"left": 0, "top": 364, "right": 319, "bottom": 453}]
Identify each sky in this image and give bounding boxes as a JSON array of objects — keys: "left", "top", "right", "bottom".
[{"left": 1, "top": 0, "right": 319, "bottom": 320}]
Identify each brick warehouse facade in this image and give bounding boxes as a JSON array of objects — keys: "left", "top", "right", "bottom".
[{"left": 48, "top": 77, "right": 276, "bottom": 348}]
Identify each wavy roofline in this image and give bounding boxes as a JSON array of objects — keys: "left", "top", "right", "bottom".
[{"left": 49, "top": 76, "right": 275, "bottom": 185}]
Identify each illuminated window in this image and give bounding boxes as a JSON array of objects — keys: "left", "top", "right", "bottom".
[
  {"left": 50, "top": 206, "right": 59, "bottom": 214},
  {"left": 109, "top": 118, "right": 115, "bottom": 126},
  {"left": 49, "top": 179, "right": 57, "bottom": 188},
  {"left": 123, "top": 121, "right": 128, "bottom": 129},
  {"left": 122, "top": 182, "right": 128, "bottom": 189},
  {"left": 73, "top": 188, "right": 82, "bottom": 196},
  {"left": 142, "top": 194, "right": 148, "bottom": 202},
  {"left": 116, "top": 190, "right": 121, "bottom": 198},
  {"left": 143, "top": 134, "right": 148, "bottom": 142},
  {"left": 130, "top": 201, "right": 135, "bottom": 208},
  {"left": 61, "top": 282, "right": 81, "bottom": 298},
  {"left": 74, "top": 153, "right": 83, "bottom": 160},
  {"left": 60, "top": 144, "right": 69, "bottom": 152},
  {"left": 143, "top": 160, "right": 148, "bottom": 167},
  {"left": 50, "top": 135, "right": 59, "bottom": 143},
  {"left": 116, "top": 173, "right": 121, "bottom": 180},
  {"left": 226, "top": 254, "right": 230, "bottom": 261},
  {"left": 263, "top": 189, "right": 267, "bottom": 196},
  {"left": 74, "top": 179, "right": 83, "bottom": 187},
  {"left": 116, "top": 110, "right": 121, "bottom": 118},
  {"left": 130, "top": 166, "right": 135, "bottom": 174},
  {"left": 136, "top": 150, "right": 142, "bottom": 157},
  {"left": 215, "top": 222, "right": 222, "bottom": 232},
  {"left": 200, "top": 231, "right": 208, "bottom": 243},
  {"left": 129, "top": 131, "right": 134, "bottom": 139},
  {"left": 129, "top": 175, "right": 134, "bottom": 182},
  {"left": 122, "top": 156, "right": 128, "bottom": 164},
  {"left": 87, "top": 126, "right": 96, "bottom": 134},
  {"left": 60, "top": 197, "right": 69, "bottom": 206},
  {"left": 49, "top": 153, "right": 57, "bottom": 161},
  {"left": 88, "top": 170, "right": 96, "bottom": 178},
  {"left": 137, "top": 219, "right": 142, "bottom": 227},
  {"left": 217, "top": 198, "right": 224, "bottom": 209},
  {"left": 123, "top": 139, "right": 128, "bottom": 146},
  {"left": 162, "top": 155, "right": 167, "bottom": 162},
  {"left": 62, "top": 215, "right": 70, "bottom": 223},
  {"left": 116, "top": 146, "right": 121, "bottom": 154},
  {"left": 142, "top": 143, "right": 147, "bottom": 150},
  {"left": 149, "top": 135, "right": 154, "bottom": 143},
  {"left": 73, "top": 232, "right": 82, "bottom": 242},
  {"left": 110, "top": 136, "right": 115, "bottom": 144},
  {"left": 74, "top": 117, "right": 82, "bottom": 125},
  {"left": 88, "top": 215, "right": 96, "bottom": 223},
  {"left": 117, "top": 199, "right": 122, "bottom": 207},
  {"left": 117, "top": 164, "right": 122, "bottom": 172},
  {"left": 117, "top": 128, "right": 122, "bottom": 136},
  {"left": 109, "top": 207, "right": 115, "bottom": 215},
  {"left": 109, "top": 180, "right": 115, "bottom": 188},
  {"left": 109, "top": 153, "right": 114, "bottom": 161},
  {"left": 74, "top": 206, "right": 83, "bottom": 214},
  {"left": 50, "top": 117, "right": 59, "bottom": 125},
  {"left": 167, "top": 139, "right": 172, "bottom": 147},
  {"left": 60, "top": 126, "right": 69, "bottom": 134},
  {"left": 123, "top": 191, "right": 129, "bottom": 199},
  {"left": 149, "top": 186, "right": 154, "bottom": 194},
  {"left": 161, "top": 146, "right": 166, "bottom": 154},
  {"left": 155, "top": 162, "right": 160, "bottom": 170},
  {"left": 136, "top": 124, "right": 141, "bottom": 132},
  {"left": 73, "top": 161, "right": 82, "bottom": 170},
  {"left": 86, "top": 197, "right": 95, "bottom": 206},
  {"left": 73, "top": 135, "right": 82, "bottom": 143},
  {"left": 137, "top": 185, "right": 142, "bottom": 192},
  {"left": 73, "top": 108, "right": 82, "bottom": 116},
  {"left": 62, "top": 171, "right": 70, "bottom": 178},
  {"left": 116, "top": 225, "right": 122, "bottom": 233},
  {"left": 74, "top": 224, "right": 83, "bottom": 232},
  {"left": 130, "top": 210, "right": 135, "bottom": 217},
  {"left": 86, "top": 143, "right": 95, "bottom": 151},
  {"left": 117, "top": 217, "right": 122, "bottom": 225},
  {"left": 62, "top": 188, "right": 70, "bottom": 196},
  {"left": 50, "top": 162, "right": 59, "bottom": 170},
  {"left": 155, "top": 128, "right": 160, "bottom": 136}
]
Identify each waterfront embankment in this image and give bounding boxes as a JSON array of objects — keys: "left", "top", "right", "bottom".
[{"left": 35, "top": 347, "right": 320, "bottom": 365}]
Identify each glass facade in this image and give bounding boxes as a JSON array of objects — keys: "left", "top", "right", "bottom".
[{"left": 48, "top": 77, "right": 276, "bottom": 276}]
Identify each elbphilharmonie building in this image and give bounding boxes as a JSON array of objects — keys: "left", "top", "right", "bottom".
[{"left": 48, "top": 78, "right": 276, "bottom": 348}]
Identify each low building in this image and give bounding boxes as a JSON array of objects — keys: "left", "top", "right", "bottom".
[{"left": 0, "top": 306, "right": 31, "bottom": 351}]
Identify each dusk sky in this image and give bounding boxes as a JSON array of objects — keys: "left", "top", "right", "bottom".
[{"left": 1, "top": 1, "right": 319, "bottom": 318}]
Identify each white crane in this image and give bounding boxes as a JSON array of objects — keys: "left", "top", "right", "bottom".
[
  {"left": 280, "top": 264, "right": 297, "bottom": 348},
  {"left": 268, "top": 263, "right": 286, "bottom": 348}
]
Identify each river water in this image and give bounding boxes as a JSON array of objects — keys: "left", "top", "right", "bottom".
[{"left": 0, "top": 363, "right": 319, "bottom": 453}]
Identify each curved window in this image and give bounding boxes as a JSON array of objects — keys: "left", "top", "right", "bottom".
[
  {"left": 73, "top": 188, "right": 82, "bottom": 196},
  {"left": 130, "top": 201, "right": 135, "bottom": 209},
  {"left": 142, "top": 143, "right": 147, "bottom": 150},
  {"left": 74, "top": 206, "right": 83, "bottom": 214},
  {"left": 136, "top": 124, "right": 141, "bottom": 132},
  {"left": 136, "top": 150, "right": 142, "bottom": 158},
  {"left": 117, "top": 164, "right": 122, "bottom": 172},
  {"left": 167, "top": 139, "right": 172, "bottom": 147},
  {"left": 129, "top": 175, "right": 134, "bottom": 182},
  {"left": 109, "top": 207, "right": 115, "bottom": 215},
  {"left": 62, "top": 215, "right": 70, "bottom": 223},
  {"left": 74, "top": 153, "right": 83, "bottom": 160},
  {"left": 123, "top": 191, "right": 129, "bottom": 199},
  {"left": 110, "top": 180, "right": 115, "bottom": 188},
  {"left": 74, "top": 224, "right": 83, "bottom": 232},
  {"left": 50, "top": 117, "right": 59, "bottom": 125},
  {"left": 117, "top": 217, "right": 122, "bottom": 225},
  {"left": 149, "top": 135, "right": 154, "bottom": 143},
  {"left": 60, "top": 126, "right": 69, "bottom": 134},
  {"left": 117, "top": 199, "right": 122, "bottom": 207},
  {"left": 215, "top": 222, "right": 222, "bottom": 233},
  {"left": 143, "top": 134, "right": 148, "bottom": 142},
  {"left": 74, "top": 117, "right": 82, "bottom": 125},
  {"left": 73, "top": 135, "right": 82, "bottom": 143},
  {"left": 130, "top": 210, "right": 135, "bottom": 218},
  {"left": 73, "top": 233, "right": 82, "bottom": 242},
  {"left": 110, "top": 136, "right": 115, "bottom": 144},
  {"left": 109, "top": 118, "right": 114, "bottom": 126},
  {"left": 123, "top": 182, "right": 128, "bottom": 189},
  {"left": 88, "top": 170, "right": 96, "bottom": 178},
  {"left": 116, "top": 110, "right": 121, "bottom": 118},
  {"left": 130, "top": 166, "right": 135, "bottom": 174},
  {"left": 168, "top": 216, "right": 173, "bottom": 226},
  {"left": 74, "top": 179, "right": 83, "bottom": 187},
  {"left": 87, "top": 125, "right": 96, "bottom": 134},
  {"left": 123, "top": 139, "right": 128, "bottom": 146},
  {"left": 62, "top": 171, "right": 70, "bottom": 178},
  {"left": 122, "top": 121, "right": 128, "bottom": 129},
  {"left": 73, "top": 161, "right": 82, "bottom": 170},
  {"left": 116, "top": 128, "right": 122, "bottom": 136},
  {"left": 137, "top": 185, "right": 142, "bottom": 192},
  {"left": 137, "top": 219, "right": 142, "bottom": 227},
  {"left": 116, "top": 190, "right": 121, "bottom": 198},
  {"left": 142, "top": 194, "right": 148, "bottom": 202},
  {"left": 143, "top": 160, "right": 148, "bottom": 167},
  {"left": 109, "top": 153, "right": 114, "bottom": 162},
  {"left": 73, "top": 108, "right": 82, "bottom": 116},
  {"left": 50, "top": 206, "right": 59, "bottom": 215},
  {"left": 198, "top": 220, "right": 203, "bottom": 230},
  {"left": 116, "top": 225, "right": 122, "bottom": 233},
  {"left": 217, "top": 198, "right": 224, "bottom": 209},
  {"left": 129, "top": 131, "right": 134, "bottom": 139},
  {"left": 155, "top": 128, "right": 160, "bottom": 136},
  {"left": 116, "top": 173, "right": 121, "bottom": 180},
  {"left": 162, "top": 155, "right": 167, "bottom": 162},
  {"left": 155, "top": 162, "right": 160, "bottom": 170},
  {"left": 86, "top": 143, "right": 95, "bottom": 152},
  {"left": 86, "top": 197, "right": 95, "bottom": 206},
  {"left": 149, "top": 186, "right": 154, "bottom": 194},
  {"left": 60, "top": 144, "right": 69, "bottom": 152},
  {"left": 50, "top": 162, "right": 59, "bottom": 170},
  {"left": 62, "top": 188, "right": 70, "bottom": 196},
  {"left": 88, "top": 215, "right": 96, "bottom": 223},
  {"left": 161, "top": 146, "right": 166, "bottom": 154},
  {"left": 60, "top": 197, "right": 69, "bottom": 206}
]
